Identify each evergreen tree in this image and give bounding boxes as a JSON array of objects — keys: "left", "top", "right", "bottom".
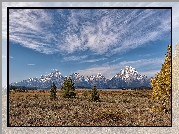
[
  {"left": 91, "top": 86, "right": 100, "bottom": 102},
  {"left": 50, "top": 82, "right": 57, "bottom": 100},
  {"left": 61, "top": 77, "right": 76, "bottom": 98},
  {"left": 151, "top": 45, "right": 171, "bottom": 112}
]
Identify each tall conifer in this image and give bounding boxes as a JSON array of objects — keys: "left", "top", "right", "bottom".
[{"left": 61, "top": 77, "right": 76, "bottom": 98}]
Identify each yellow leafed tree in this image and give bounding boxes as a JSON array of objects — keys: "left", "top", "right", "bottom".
[{"left": 151, "top": 45, "right": 171, "bottom": 112}]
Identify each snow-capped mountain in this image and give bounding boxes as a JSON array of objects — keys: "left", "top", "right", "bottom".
[
  {"left": 107, "top": 66, "right": 150, "bottom": 88},
  {"left": 69, "top": 73, "right": 91, "bottom": 88},
  {"left": 11, "top": 70, "right": 65, "bottom": 89},
  {"left": 10, "top": 66, "right": 151, "bottom": 89},
  {"left": 86, "top": 73, "right": 108, "bottom": 89}
]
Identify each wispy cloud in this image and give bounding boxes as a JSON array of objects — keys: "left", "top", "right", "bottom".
[
  {"left": 80, "top": 58, "right": 107, "bottom": 63},
  {"left": 62, "top": 55, "right": 88, "bottom": 62},
  {"left": 110, "top": 58, "right": 121, "bottom": 63},
  {"left": 138, "top": 54, "right": 151, "bottom": 57},
  {"left": 27, "top": 64, "right": 35, "bottom": 66},
  {"left": 9, "top": 9, "right": 58, "bottom": 54},
  {"left": 119, "top": 58, "right": 164, "bottom": 66},
  {"left": 139, "top": 70, "right": 161, "bottom": 78},
  {"left": 6, "top": 8, "right": 171, "bottom": 56},
  {"left": 62, "top": 9, "right": 171, "bottom": 56},
  {"left": 2, "top": 2, "right": 46, "bottom": 38},
  {"left": 76, "top": 58, "right": 164, "bottom": 79},
  {"left": 135, "top": 2, "right": 178, "bottom": 29}
]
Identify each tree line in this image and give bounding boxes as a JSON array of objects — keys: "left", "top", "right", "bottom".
[{"left": 9, "top": 85, "right": 37, "bottom": 92}]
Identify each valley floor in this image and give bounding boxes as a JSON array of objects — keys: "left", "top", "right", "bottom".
[{"left": 9, "top": 90, "right": 171, "bottom": 126}]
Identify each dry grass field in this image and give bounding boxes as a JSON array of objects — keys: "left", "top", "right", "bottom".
[{"left": 9, "top": 89, "right": 171, "bottom": 126}]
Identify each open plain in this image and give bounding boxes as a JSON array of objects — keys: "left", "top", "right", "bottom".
[{"left": 9, "top": 89, "right": 171, "bottom": 126}]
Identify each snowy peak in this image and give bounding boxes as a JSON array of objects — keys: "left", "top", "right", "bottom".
[
  {"left": 48, "top": 70, "right": 62, "bottom": 77},
  {"left": 41, "top": 70, "right": 63, "bottom": 82},
  {"left": 120, "top": 66, "right": 138, "bottom": 75},
  {"left": 86, "top": 73, "right": 106, "bottom": 81},
  {"left": 96, "top": 72, "right": 104, "bottom": 78},
  {"left": 10, "top": 67, "right": 151, "bottom": 89},
  {"left": 109, "top": 66, "right": 150, "bottom": 88},
  {"left": 115, "top": 66, "right": 142, "bottom": 79},
  {"left": 69, "top": 72, "right": 84, "bottom": 82}
]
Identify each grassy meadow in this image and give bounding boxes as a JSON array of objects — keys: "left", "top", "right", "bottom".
[{"left": 9, "top": 89, "right": 171, "bottom": 126}]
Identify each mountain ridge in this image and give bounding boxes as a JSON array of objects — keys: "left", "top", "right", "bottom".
[{"left": 10, "top": 66, "right": 151, "bottom": 89}]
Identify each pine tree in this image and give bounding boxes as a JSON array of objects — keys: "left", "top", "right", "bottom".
[
  {"left": 61, "top": 77, "right": 76, "bottom": 98},
  {"left": 91, "top": 86, "right": 100, "bottom": 102},
  {"left": 50, "top": 82, "right": 57, "bottom": 100},
  {"left": 151, "top": 45, "right": 171, "bottom": 112}
]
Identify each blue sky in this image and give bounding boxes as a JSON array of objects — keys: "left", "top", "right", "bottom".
[
  {"left": 2, "top": 2, "right": 179, "bottom": 87},
  {"left": 8, "top": 8, "right": 171, "bottom": 84}
]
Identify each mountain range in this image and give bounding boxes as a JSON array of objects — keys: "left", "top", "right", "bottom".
[{"left": 10, "top": 66, "right": 151, "bottom": 89}]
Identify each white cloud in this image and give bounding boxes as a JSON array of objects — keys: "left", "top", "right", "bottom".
[
  {"left": 2, "top": 6, "right": 171, "bottom": 56},
  {"left": 8, "top": 9, "right": 58, "bottom": 54},
  {"left": 60, "top": 11, "right": 120, "bottom": 55},
  {"left": 136, "top": 2, "right": 178, "bottom": 29},
  {"left": 62, "top": 55, "right": 88, "bottom": 62},
  {"left": 140, "top": 70, "right": 161, "bottom": 78},
  {"left": 119, "top": 58, "right": 164, "bottom": 66},
  {"left": 61, "top": 9, "right": 171, "bottom": 56},
  {"left": 27, "top": 64, "right": 35, "bottom": 66},
  {"left": 138, "top": 54, "right": 151, "bottom": 57},
  {"left": 77, "top": 65, "right": 113, "bottom": 79},
  {"left": 2, "top": 2, "right": 46, "bottom": 38},
  {"left": 76, "top": 58, "right": 164, "bottom": 79},
  {"left": 80, "top": 58, "right": 107, "bottom": 63}
]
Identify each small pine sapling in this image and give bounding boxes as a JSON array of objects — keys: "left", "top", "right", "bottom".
[
  {"left": 50, "top": 82, "right": 57, "bottom": 100},
  {"left": 91, "top": 86, "right": 100, "bottom": 102}
]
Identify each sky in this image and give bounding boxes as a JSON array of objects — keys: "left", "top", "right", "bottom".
[{"left": 2, "top": 2, "right": 179, "bottom": 87}]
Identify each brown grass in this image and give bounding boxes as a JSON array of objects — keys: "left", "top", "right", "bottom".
[{"left": 9, "top": 89, "right": 171, "bottom": 126}]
